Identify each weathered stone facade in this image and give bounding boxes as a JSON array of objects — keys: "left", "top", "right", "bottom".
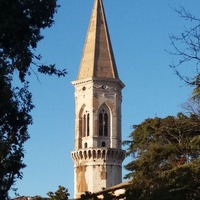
[{"left": 71, "top": 0, "right": 125, "bottom": 198}]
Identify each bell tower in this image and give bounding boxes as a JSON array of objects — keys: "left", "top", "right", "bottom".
[{"left": 71, "top": 0, "right": 125, "bottom": 198}]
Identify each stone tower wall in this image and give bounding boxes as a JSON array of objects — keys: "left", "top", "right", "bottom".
[
  {"left": 72, "top": 78, "right": 125, "bottom": 198},
  {"left": 71, "top": 0, "right": 125, "bottom": 198},
  {"left": 71, "top": 147, "right": 125, "bottom": 197}
]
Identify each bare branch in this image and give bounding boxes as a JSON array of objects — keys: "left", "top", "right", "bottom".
[{"left": 167, "top": 6, "right": 200, "bottom": 93}]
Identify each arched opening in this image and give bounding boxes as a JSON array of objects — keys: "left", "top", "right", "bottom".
[
  {"left": 84, "top": 151, "right": 87, "bottom": 159},
  {"left": 102, "top": 142, "right": 106, "bottom": 147},
  {"left": 84, "top": 142, "right": 87, "bottom": 148},
  {"left": 80, "top": 151, "right": 83, "bottom": 159},
  {"left": 102, "top": 150, "right": 106, "bottom": 159},
  {"left": 97, "top": 150, "right": 101, "bottom": 159},
  {"left": 93, "top": 150, "right": 96, "bottom": 159},
  {"left": 88, "top": 150, "right": 92, "bottom": 159},
  {"left": 98, "top": 104, "right": 110, "bottom": 137},
  {"left": 81, "top": 110, "right": 90, "bottom": 137}
]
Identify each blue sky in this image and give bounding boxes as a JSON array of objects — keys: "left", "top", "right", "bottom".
[{"left": 10, "top": 0, "right": 200, "bottom": 198}]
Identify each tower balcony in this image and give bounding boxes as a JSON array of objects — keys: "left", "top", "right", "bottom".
[{"left": 71, "top": 148, "right": 125, "bottom": 165}]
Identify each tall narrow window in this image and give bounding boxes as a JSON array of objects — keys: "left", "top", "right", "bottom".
[
  {"left": 82, "top": 111, "right": 90, "bottom": 137},
  {"left": 104, "top": 113, "right": 108, "bottom": 136},
  {"left": 99, "top": 113, "right": 103, "bottom": 136},
  {"left": 98, "top": 106, "right": 109, "bottom": 136},
  {"left": 87, "top": 113, "right": 90, "bottom": 136},
  {"left": 83, "top": 114, "right": 86, "bottom": 137}
]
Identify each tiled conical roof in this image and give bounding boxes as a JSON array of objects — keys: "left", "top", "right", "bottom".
[{"left": 77, "top": 0, "right": 119, "bottom": 80}]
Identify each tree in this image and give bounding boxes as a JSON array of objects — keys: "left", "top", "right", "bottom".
[
  {"left": 0, "top": 78, "right": 33, "bottom": 199},
  {"left": 47, "top": 185, "right": 69, "bottom": 200},
  {"left": 0, "top": 0, "right": 66, "bottom": 199},
  {"left": 168, "top": 6, "right": 200, "bottom": 99},
  {"left": 32, "top": 196, "right": 43, "bottom": 200},
  {"left": 182, "top": 97, "right": 200, "bottom": 116},
  {"left": 80, "top": 191, "right": 117, "bottom": 200},
  {"left": 102, "top": 191, "right": 118, "bottom": 200},
  {"left": 124, "top": 113, "right": 200, "bottom": 200},
  {"left": 168, "top": 5, "right": 200, "bottom": 122},
  {"left": 32, "top": 186, "right": 69, "bottom": 200},
  {"left": 80, "top": 191, "right": 99, "bottom": 200}
]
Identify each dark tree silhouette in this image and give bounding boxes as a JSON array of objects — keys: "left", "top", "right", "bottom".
[{"left": 0, "top": 0, "right": 66, "bottom": 199}]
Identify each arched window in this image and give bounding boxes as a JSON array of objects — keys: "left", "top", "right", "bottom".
[
  {"left": 84, "top": 143, "right": 87, "bottom": 148},
  {"left": 82, "top": 110, "right": 90, "bottom": 137},
  {"left": 98, "top": 105, "right": 110, "bottom": 136},
  {"left": 102, "top": 142, "right": 106, "bottom": 147}
]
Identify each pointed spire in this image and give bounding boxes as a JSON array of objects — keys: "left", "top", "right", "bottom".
[{"left": 77, "top": 0, "right": 119, "bottom": 80}]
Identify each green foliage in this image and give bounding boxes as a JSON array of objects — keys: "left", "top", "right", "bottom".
[
  {"left": 31, "top": 186, "right": 69, "bottom": 200},
  {"left": 0, "top": 0, "right": 66, "bottom": 81},
  {"left": 0, "top": 0, "right": 67, "bottom": 199},
  {"left": 0, "top": 71, "right": 33, "bottom": 199},
  {"left": 80, "top": 191, "right": 99, "bottom": 200},
  {"left": 32, "top": 196, "right": 44, "bottom": 200},
  {"left": 124, "top": 113, "right": 200, "bottom": 199},
  {"left": 47, "top": 185, "right": 69, "bottom": 200},
  {"left": 102, "top": 191, "right": 117, "bottom": 200},
  {"left": 80, "top": 191, "right": 118, "bottom": 200}
]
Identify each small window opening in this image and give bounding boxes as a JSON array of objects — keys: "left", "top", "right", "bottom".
[
  {"left": 99, "top": 108, "right": 109, "bottom": 136},
  {"left": 102, "top": 142, "right": 106, "bottom": 147},
  {"left": 82, "top": 110, "right": 90, "bottom": 137}
]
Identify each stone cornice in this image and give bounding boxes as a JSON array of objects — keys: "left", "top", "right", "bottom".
[{"left": 71, "top": 148, "right": 125, "bottom": 164}]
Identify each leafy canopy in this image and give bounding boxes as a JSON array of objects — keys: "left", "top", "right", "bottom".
[
  {"left": 0, "top": 0, "right": 66, "bottom": 199},
  {"left": 124, "top": 113, "right": 200, "bottom": 200},
  {"left": 80, "top": 191, "right": 118, "bottom": 200},
  {"left": 32, "top": 186, "right": 69, "bottom": 200},
  {"left": 0, "top": 0, "right": 66, "bottom": 81}
]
